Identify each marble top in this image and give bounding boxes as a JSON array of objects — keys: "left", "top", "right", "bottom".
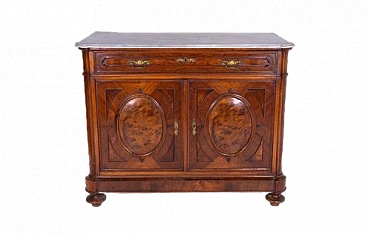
[{"left": 76, "top": 32, "right": 294, "bottom": 49}]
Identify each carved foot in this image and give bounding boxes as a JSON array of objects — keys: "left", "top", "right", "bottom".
[
  {"left": 86, "top": 193, "right": 106, "bottom": 207},
  {"left": 266, "top": 193, "right": 285, "bottom": 206}
]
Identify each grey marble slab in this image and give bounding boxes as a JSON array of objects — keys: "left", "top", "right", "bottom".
[{"left": 76, "top": 32, "right": 294, "bottom": 49}]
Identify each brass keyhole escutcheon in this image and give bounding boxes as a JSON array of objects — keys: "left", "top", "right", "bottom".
[
  {"left": 174, "top": 119, "right": 179, "bottom": 136},
  {"left": 176, "top": 57, "right": 197, "bottom": 63},
  {"left": 192, "top": 119, "right": 197, "bottom": 136}
]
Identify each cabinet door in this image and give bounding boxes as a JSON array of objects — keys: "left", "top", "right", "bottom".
[
  {"left": 96, "top": 80, "right": 183, "bottom": 170},
  {"left": 189, "top": 81, "right": 275, "bottom": 171}
]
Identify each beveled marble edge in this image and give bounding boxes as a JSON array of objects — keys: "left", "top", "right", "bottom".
[
  {"left": 75, "top": 32, "right": 294, "bottom": 49},
  {"left": 76, "top": 43, "right": 295, "bottom": 49}
]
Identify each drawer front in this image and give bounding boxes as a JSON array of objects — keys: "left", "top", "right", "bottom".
[{"left": 94, "top": 51, "right": 279, "bottom": 74}]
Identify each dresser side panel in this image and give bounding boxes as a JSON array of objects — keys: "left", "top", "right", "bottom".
[
  {"left": 272, "top": 49, "right": 291, "bottom": 175},
  {"left": 82, "top": 49, "right": 100, "bottom": 177}
]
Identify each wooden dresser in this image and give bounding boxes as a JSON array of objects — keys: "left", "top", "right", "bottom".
[{"left": 76, "top": 32, "right": 294, "bottom": 207}]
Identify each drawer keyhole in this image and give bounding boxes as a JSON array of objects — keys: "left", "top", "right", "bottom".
[{"left": 176, "top": 57, "right": 197, "bottom": 63}]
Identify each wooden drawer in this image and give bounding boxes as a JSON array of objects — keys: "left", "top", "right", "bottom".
[{"left": 94, "top": 51, "right": 279, "bottom": 74}]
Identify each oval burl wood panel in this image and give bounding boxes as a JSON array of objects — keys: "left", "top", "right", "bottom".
[
  {"left": 207, "top": 95, "right": 253, "bottom": 156},
  {"left": 117, "top": 94, "right": 165, "bottom": 156}
]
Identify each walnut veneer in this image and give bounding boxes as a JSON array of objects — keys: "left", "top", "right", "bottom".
[{"left": 76, "top": 32, "right": 294, "bottom": 207}]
